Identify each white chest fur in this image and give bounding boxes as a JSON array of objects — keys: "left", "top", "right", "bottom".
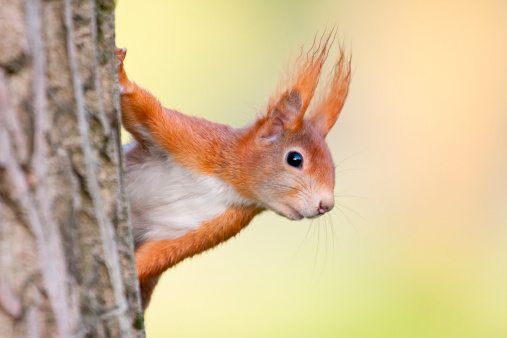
[{"left": 125, "top": 144, "right": 252, "bottom": 245}]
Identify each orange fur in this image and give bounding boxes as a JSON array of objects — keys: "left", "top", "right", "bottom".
[
  {"left": 116, "top": 35, "right": 351, "bottom": 310},
  {"left": 136, "top": 205, "right": 261, "bottom": 307},
  {"left": 117, "top": 49, "right": 237, "bottom": 177},
  {"left": 310, "top": 48, "right": 352, "bottom": 135},
  {"left": 267, "top": 30, "right": 334, "bottom": 130},
  {"left": 121, "top": 85, "right": 234, "bottom": 175}
]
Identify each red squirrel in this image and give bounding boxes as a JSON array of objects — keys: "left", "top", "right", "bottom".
[{"left": 116, "top": 34, "right": 351, "bottom": 309}]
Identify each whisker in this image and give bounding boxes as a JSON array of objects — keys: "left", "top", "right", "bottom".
[
  {"left": 335, "top": 201, "right": 366, "bottom": 222},
  {"left": 333, "top": 152, "right": 363, "bottom": 171},
  {"left": 332, "top": 204, "right": 359, "bottom": 236},
  {"left": 268, "top": 182, "right": 308, "bottom": 198},
  {"left": 293, "top": 218, "right": 314, "bottom": 260},
  {"left": 335, "top": 167, "right": 362, "bottom": 174},
  {"left": 312, "top": 216, "right": 321, "bottom": 275},
  {"left": 334, "top": 194, "right": 369, "bottom": 200},
  {"left": 327, "top": 213, "right": 337, "bottom": 263},
  {"left": 323, "top": 215, "right": 330, "bottom": 273}
]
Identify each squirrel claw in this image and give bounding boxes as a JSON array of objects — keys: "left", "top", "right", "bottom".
[
  {"left": 115, "top": 47, "right": 127, "bottom": 61},
  {"left": 115, "top": 47, "right": 127, "bottom": 69},
  {"left": 115, "top": 47, "right": 132, "bottom": 94}
]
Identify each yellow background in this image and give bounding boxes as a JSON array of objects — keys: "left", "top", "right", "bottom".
[{"left": 116, "top": 1, "right": 507, "bottom": 337}]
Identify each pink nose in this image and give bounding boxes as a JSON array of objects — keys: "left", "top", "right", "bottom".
[{"left": 318, "top": 201, "right": 334, "bottom": 214}]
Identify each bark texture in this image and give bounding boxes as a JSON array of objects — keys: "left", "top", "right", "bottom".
[{"left": 0, "top": 0, "right": 143, "bottom": 336}]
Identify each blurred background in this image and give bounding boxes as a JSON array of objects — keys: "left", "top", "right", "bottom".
[{"left": 116, "top": 1, "right": 507, "bottom": 337}]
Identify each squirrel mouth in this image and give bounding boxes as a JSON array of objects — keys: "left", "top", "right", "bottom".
[
  {"left": 268, "top": 202, "right": 304, "bottom": 220},
  {"left": 283, "top": 205, "right": 304, "bottom": 220}
]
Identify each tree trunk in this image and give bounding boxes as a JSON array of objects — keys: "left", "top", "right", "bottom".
[{"left": 0, "top": 0, "right": 143, "bottom": 337}]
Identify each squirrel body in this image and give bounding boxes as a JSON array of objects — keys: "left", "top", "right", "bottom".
[
  {"left": 116, "top": 33, "right": 351, "bottom": 309},
  {"left": 126, "top": 142, "right": 256, "bottom": 245}
]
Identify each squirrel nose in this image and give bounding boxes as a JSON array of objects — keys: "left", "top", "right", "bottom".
[{"left": 318, "top": 200, "right": 334, "bottom": 214}]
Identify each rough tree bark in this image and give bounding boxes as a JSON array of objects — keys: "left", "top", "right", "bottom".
[{"left": 0, "top": 0, "right": 143, "bottom": 337}]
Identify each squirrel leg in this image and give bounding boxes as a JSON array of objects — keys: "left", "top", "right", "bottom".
[
  {"left": 115, "top": 48, "right": 132, "bottom": 94},
  {"left": 139, "top": 275, "right": 160, "bottom": 310},
  {"left": 134, "top": 206, "right": 260, "bottom": 308},
  {"left": 115, "top": 48, "right": 178, "bottom": 151},
  {"left": 115, "top": 48, "right": 237, "bottom": 173},
  {"left": 115, "top": 48, "right": 152, "bottom": 145}
]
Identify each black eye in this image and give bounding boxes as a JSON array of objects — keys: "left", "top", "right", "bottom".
[{"left": 286, "top": 151, "right": 303, "bottom": 168}]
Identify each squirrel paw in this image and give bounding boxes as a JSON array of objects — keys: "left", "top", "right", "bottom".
[
  {"left": 115, "top": 47, "right": 127, "bottom": 66},
  {"left": 115, "top": 47, "right": 132, "bottom": 94}
]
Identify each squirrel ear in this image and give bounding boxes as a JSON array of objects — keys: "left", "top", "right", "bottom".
[
  {"left": 261, "top": 30, "right": 336, "bottom": 142},
  {"left": 269, "top": 89, "right": 304, "bottom": 129},
  {"left": 260, "top": 90, "right": 303, "bottom": 141},
  {"left": 310, "top": 50, "right": 351, "bottom": 136}
]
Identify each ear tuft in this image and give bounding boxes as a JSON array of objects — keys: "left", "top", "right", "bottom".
[
  {"left": 267, "top": 29, "right": 336, "bottom": 126},
  {"left": 261, "top": 29, "right": 351, "bottom": 140},
  {"left": 310, "top": 48, "right": 351, "bottom": 136}
]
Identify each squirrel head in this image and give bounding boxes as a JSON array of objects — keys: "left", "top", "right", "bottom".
[{"left": 240, "top": 33, "right": 351, "bottom": 220}]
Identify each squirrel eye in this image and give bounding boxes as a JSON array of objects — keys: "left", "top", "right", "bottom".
[{"left": 286, "top": 151, "right": 303, "bottom": 168}]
